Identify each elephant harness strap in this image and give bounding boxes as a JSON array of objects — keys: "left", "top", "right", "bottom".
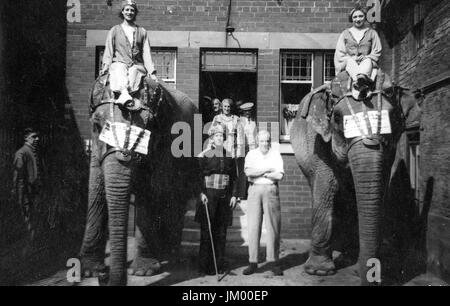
[
  {"left": 99, "top": 101, "right": 151, "bottom": 164},
  {"left": 113, "top": 102, "right": 147, "bottom": 162},
  {"left": 336, "top": 72, "right": 388, "bottom": 149}
]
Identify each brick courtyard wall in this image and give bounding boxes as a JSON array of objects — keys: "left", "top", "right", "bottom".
[
  {"left": 382, "top": 0, "right": 450, "bottom": 281},
  {"left": 66, "top": 0, "right": 362, "bottom": 239}
]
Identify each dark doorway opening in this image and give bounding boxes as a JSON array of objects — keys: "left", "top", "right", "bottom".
[
  {"left": 199, "top": 49, "right": 258, "bottom": 125},
  {"left": 200, "top": 71, "right": 257, "bottom": 123}
]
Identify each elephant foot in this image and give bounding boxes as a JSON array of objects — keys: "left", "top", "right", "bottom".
[
  {"left": 304, "top": 254, "right": 336, "bottom": 276},
  {"left": 128, "top": 256, "right": 162, "bottom": 277},
  {"left": 81, "top": 257, "right": 107, "bottom": 278},
  {"left": 97, "top": 270, "right": 110, "bottom": 286},
  {"left": 334, "top": 252, "right": 358, "bottom": 270}
]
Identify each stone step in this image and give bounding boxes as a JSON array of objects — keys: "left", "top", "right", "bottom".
[
  {"left": 182, "top": 200, "right": 269, "bottom": 245},
  {"left": 183, "top": 210, "right": 256, "bottom": 230}
]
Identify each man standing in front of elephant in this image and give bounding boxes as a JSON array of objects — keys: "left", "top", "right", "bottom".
[
  {"left": 196, "top": 124, "right": 240, "bottom": 275},
  {"left": 243, "top": 130, "right": 284, "bottom": 276}
]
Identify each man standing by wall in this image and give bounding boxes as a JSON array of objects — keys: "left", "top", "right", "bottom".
[
  {"left": 12, "top": 128, "right": 42, "bottom": 240},
  {"left": 243, "top": 130, "right": 284, "bottom": 276}
]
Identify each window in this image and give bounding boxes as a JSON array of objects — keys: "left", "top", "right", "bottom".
[
  {"left": 410, "top": 3, "right": 425, "bottom": 57},
  {"left": 95, "top": 46, "right": 177, "bottom": 87},
  {"left": 280, "top": 52, "right": 313, "bottom": 141},
  {"left": 413, "top": 20, "right": 425, "bottom": 51},
  {"left": 279, "top": 50, "right": 335, "bottom": 141},
  {"left": 201, "top": 50, "right": 257, "bottom": 72},
  {"left": 324, "top": 52, "right": 336, "bottom": 83},
  {"left": 407, "top": 129, "right": 421, "bottom": 202},
  {"left": 152, "top": 48, "right": 177, "bottom": 85}
]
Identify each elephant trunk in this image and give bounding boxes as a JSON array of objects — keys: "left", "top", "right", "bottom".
[
  {"left": 348, "top": 142, "right": 385, "bottom": 286},
  {"left": 103, "top": 156, "right": 133, "bottom": 286}
]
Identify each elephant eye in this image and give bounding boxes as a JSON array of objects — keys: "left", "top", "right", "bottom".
[{"left": 333, "top": 112, "right": 341, "bottom": 124}]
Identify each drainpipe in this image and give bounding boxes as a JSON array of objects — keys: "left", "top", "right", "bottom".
[{"left": 225, "top": 0, "right": 235, "bottom": 48}]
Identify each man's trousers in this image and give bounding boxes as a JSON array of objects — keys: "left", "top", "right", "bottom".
[
  {"left": 197, "top": 188, "right": 232, "bottom": 272},
  {"left": 246, "top": 184, "right": 281, "bottom": 263},
  {"left": 109, "top": 62, "right": 147, "bottom": 93}
]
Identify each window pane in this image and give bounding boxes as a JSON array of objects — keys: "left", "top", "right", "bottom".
[
  {"left": 280, "top": 83, "right": 310, "bottom": 138},
  {"left": 201, "top": 51, "right": 257, "bottom": 72},
  {"left": 324, "top": 53, "right": 336, "bottom": 82},
  {"left": 281, "top": 52, "right": 312, "bottom": 81},
  {"left": 281, "top": 83, "right": 311, "bottom": 105},
  {"left": 152, "top": 49, "right": 176, "bottom": 81}
]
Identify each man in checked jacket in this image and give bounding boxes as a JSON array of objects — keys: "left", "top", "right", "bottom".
[{"left": 196, "top": 124, "right": 242, "bottom": 275}]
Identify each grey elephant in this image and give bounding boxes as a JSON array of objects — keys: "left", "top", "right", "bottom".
[
  {"left": 79, "top": 75, "right": 201, "bottom": 286},
  {"left": 290, "top": 71, "right": 421, "bottom": 285}
]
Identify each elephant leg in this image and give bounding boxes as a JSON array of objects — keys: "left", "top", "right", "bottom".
[
  {"left": 128, "top": 226, "right": 162, "bottom": 276},
  {"left": 103, "top": 155, "right": 134, "bottom": 286},
  {"left": 333, "top": 173, "right": 359, "bottom": 269},
  {"left": 80, "top": 150, "right": 108, "bottom": 277},
  {"left": 304, "top": 163, "right": 338, "bottom": 276},
  {"left": 160, "top": 201, "right": 186, "bottom": 263},
  {"left": 128, "top": 203, "right": 162, "bottom": 277}
]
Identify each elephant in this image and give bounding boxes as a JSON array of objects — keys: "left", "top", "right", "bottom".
[
  {"left": 290, "top": 71, "right": 421, "bottom": 285},
  {"left": 79, "top": 74, "right": 201, "bottom": 286}
]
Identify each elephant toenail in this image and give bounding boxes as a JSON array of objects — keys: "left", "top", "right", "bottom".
[
  {"left": 135, "top": 270, "right": 145, "bottom": 276},
  {"left": 145, "top": 270, "right": 155, "bottom": 276}
]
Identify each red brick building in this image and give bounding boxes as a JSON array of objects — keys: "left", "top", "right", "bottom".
[{"left": 66, "top": 0, "right": 372, "bottom": 239}]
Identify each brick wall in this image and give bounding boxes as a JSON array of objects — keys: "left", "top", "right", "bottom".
[
  {"left": 383, "top": 0, "right": 450, "bottom": 281},
  {"left": 66, "top": 0, "right": 361, "bottom": 239},
  {"left": 280, "top": 155, "right": 312, "bottom": 238}
]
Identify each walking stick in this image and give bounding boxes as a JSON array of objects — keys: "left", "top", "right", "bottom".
[{"left": 203, "top": 200, "right": 220, "bottom": 282}]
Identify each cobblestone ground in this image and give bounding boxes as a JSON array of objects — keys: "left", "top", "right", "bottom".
[{"left": 29, "top": 238, "right": 448, "bottom": 286}]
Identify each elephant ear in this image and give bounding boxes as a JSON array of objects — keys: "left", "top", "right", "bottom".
[{"left": 305, "top": 91, "right": 332, "bottom": 142}]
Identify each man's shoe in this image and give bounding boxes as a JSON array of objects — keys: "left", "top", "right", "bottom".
[
  {"left": 243, "top": 263, "right": 258, "bottom": 275},
  {"left": 199, "top": 265, "right": 216, "bottom": 276},
  {"left": 218, "top": 261, "right": 229, "bottom": 274}
]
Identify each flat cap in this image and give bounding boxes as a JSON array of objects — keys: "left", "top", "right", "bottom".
[{"left": 239, "top": 102, "right": 254, "bottom": 111}]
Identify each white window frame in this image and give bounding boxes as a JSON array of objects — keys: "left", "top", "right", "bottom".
[
  {"left": 279, "top": 51, "right": 314, "bottom": 142},
  {"left": 407, "top": 129, "right": 421, "bottom": 202},
  {"left": 323, "top": 52, "right": 336, "bottom": 84},
  {"left": 152, "top": 48, "right": 177, "bottom": 86}
]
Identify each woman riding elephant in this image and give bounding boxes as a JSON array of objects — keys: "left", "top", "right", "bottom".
[
  {"left": 290, "top": 70, "right": 421, "bottom": 285},
  {"left": 101, "top": 0, "right": 157, "bottom": 105},
  {"left": 334, "top": 5, "right": 382, "bottom": 93}
]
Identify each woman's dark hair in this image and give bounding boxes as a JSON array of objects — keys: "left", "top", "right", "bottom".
[
  {"left": 118, "top": 6, "right": 139, "bottom": 20},
  {"left": 348, "top": 5, "right": 367, "bottom": 23}
]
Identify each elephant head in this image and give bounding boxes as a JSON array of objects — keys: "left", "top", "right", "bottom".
[{"left": 296, "top": 71, "right": 422, "bottom": 284}]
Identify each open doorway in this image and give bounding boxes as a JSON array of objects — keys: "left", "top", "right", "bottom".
[{"left": 199, "top": 49, "right": 258, "bottom": 125}]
